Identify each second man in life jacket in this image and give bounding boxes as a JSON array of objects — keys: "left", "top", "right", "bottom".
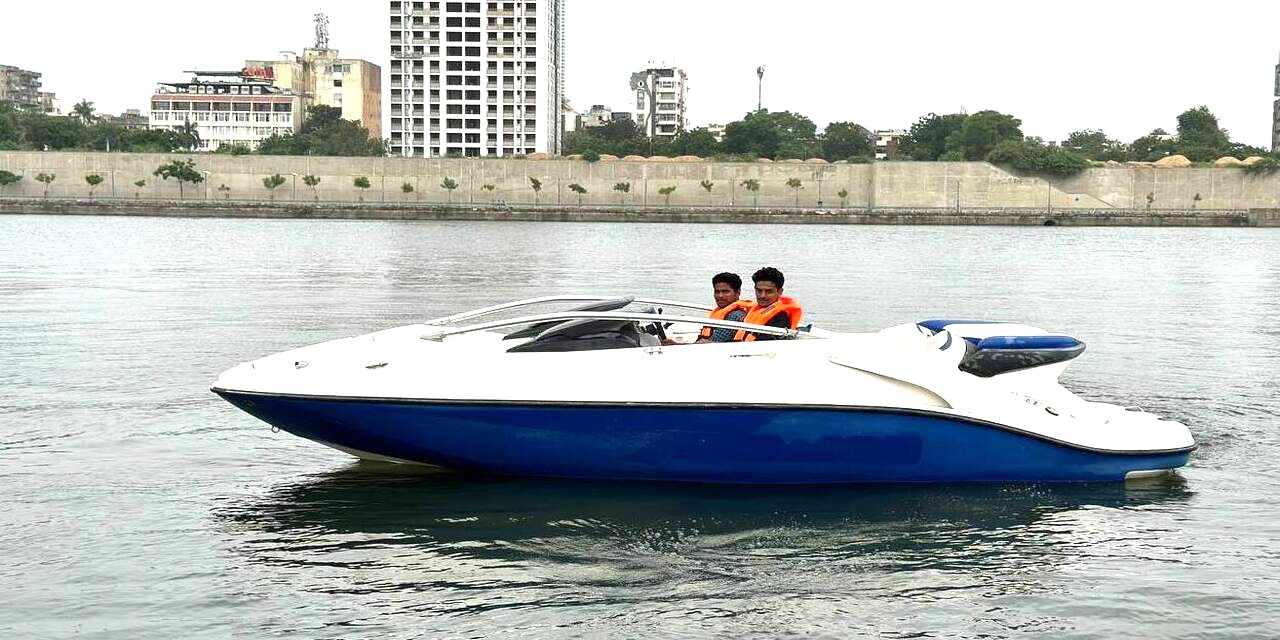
[
  {"left": 734, "top": 266, "right": 804, "bottom": 342},
  {"left": 698, "top": 272, "right": 754, "bottom": 343}
]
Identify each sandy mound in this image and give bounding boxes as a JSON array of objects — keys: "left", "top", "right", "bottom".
[
  {"left": 1243, "top": 156, "right": 1267, "bottom": 166},
  {"left": 1214, "top": 156, "right": 1245, "bottom": 167},
  {"left": 647, "top": 156, "right": 673, "bottom": 162},
  {"left": 673, "top": 155, "right": 702, "bottom": 163},
  {"left": 621, "top": 155, "right": 647, "bottom": 162},
  {"left": 1153, "top": 155, "right": 1191, "bottom": 168},
  {"left": 597, "top": 154, "right": 618, "bottom": 162},
  {"left": 756, "top": 158, "right": 774, "bottom": 163},
  {"left": 804, "top": 158, "right": 829, "bottom": 164},
  {"left": 526, "top": 152, "right": 552, "bottom": 160}
]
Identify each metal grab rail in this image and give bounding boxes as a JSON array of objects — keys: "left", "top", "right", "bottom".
[
  {"left": 420, "top": 310, "right": 805, "bottom": 342},
  {"left": 424, "top": 295, "right": 714, "bottom": 325}
]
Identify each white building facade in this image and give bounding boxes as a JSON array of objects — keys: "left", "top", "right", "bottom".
[
  {"left": 631, "top": 66, "right": 686, "bottom": 138},
  {"left": 149, "top": 71, "right": 303, "bottom": 151},
  {"left": 389, "top": 0, "right": 565, "bottom": 157}
]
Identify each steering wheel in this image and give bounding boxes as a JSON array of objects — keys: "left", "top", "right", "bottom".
[{"left": 641, "top": 307, "right": 669, "bottom": 342}]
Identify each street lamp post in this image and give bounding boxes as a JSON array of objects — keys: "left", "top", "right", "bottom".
[
  {"left": 200, "top": 171, "right": 211, "bottom": 200},
  {"left": 290, "top": 172, "right": 299, "bottom": 201}
]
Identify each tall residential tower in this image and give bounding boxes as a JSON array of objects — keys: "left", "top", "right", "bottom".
[
  {"left": 1273, "top": 50, "right": 1279, "bottom": 153},
  {"left": 389, "top": 0, "right": 565, "bottom": 157}
]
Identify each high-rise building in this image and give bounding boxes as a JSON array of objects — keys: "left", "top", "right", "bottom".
[
  {"left": 630, "top": 66, "right": 687, "bottom": 139},
  {"left": 1272, "top": 50, "right": 1279, "bottom": 153},
  {"left": 388, "top": 0, "right": 565, "bottom": 158},
  {"left": 0, "top": 64, "right": 52, "bottom": 112},
  {"left": 149, "top": 70, "right": 304, "bottom": 151}
]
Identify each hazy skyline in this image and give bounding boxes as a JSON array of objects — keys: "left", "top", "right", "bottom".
[{"left": 3, "top": 1, "right": 1278, "bottom": 146}]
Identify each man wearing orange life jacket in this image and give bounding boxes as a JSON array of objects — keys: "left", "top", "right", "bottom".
[
  {"left": 733, "top": 266, "right": 804, "bottom": 342},
  {"left": 697, "top": 272, "right": 754, "bottom": 343}
]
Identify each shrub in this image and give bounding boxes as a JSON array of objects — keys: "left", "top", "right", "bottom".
[{"left": 987, "top": 140, "right": 1089, "bottom": 177}]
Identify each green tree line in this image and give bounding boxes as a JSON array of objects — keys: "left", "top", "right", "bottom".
[
  {"left": 565, "top": 110, "right": 876, "bottom": 163},
  {"left": 898, "top": 105, "right": 1271, "bottom": 175},
  {"left": 566, "top": 105, "right": 1274, "bottom": 177},
  {"left": 1, "top": 100, "right": 196, "bottom": 152},
  {"left": 0, "top": 102, "right": 384, "bottom": 157}
]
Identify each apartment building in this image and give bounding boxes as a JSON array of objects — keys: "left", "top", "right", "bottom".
[
  {"left": 874, "top": 129, "right": 906, "bottom": 161},
  {"left": 631, "top": 66, "right": 686, "bottom": 138},
  {"left": 246, "top": 49, "right": 383, "bottom": 139},
  {"left": 388, "top": 0, "right": 566, "bottom": 157},
  {"left": 0, "top": 64, "right": 46, "bottom": 111}
]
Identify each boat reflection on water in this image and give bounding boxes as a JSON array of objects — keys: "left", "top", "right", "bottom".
[{"left": 214, "top": 464, "right": 1194, "bottom": 578}]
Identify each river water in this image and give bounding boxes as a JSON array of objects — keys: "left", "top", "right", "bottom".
[{"left": 1, "top": 215, "right": 1278, "bottom": 639}]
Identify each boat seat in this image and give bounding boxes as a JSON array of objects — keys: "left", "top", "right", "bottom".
[
  {"left": 957, "top": 335, "right": 1086, "bottom": 378},
  {"left": 504, "top": 296, "right": 635, "bottom": 340},
  {"left": 506, "top": 318, "right": 657, "bottom": 353}
]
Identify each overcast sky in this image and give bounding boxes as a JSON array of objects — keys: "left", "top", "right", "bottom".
[{"left": 3, "top": 1, "right": 1278, "bottom": 145}]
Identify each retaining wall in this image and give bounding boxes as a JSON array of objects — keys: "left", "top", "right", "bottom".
[{"left": 1, "top": 151, "right": 1279, "bottom": 211}]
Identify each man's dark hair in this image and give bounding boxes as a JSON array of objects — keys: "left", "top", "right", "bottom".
[
  {"left": 752, "top": 266, "right": 785, "bottom": 289},
  {"left": 712, "top": 272, "right": 742, "bottom": 292}
]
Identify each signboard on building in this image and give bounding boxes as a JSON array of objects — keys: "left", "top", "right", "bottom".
[{"left": 241, "top": 66, "right": 276, "bottom": 80}]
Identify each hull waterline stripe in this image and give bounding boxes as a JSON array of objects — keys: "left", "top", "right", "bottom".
[{"left": 210, "top": 387, "right": 1197, "bottom": 457}]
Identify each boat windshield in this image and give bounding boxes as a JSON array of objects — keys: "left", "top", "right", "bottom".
[{"left": 419, "top": 295, "right": 808, "bottom": 350}]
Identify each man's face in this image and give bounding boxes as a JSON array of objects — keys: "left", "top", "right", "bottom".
[
  {"left": 712, "top": 282, "right": 740, "bottom": 308},
  {"left": 755, "top": 281, "right": 781, "bottom": 307}
]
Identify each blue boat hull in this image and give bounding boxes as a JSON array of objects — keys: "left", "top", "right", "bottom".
[{"left": 213, "top": 391, "right": 1192, "bottom": 484}]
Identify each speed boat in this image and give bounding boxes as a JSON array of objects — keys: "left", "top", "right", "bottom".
[{"left": 211, "top": 296, "right": 1195, "bottom": 484}]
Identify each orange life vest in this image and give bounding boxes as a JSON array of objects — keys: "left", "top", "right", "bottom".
[
  {"left": 698, "top": 300, "right": 755, "bottom": 340},
  {"left": 734, "top": 296, "right": 804, "bottom": 342}
]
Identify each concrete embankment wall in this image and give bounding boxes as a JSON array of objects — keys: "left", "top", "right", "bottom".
[{"left": 2, "top": 151, "right": 1280, "bottom": 212}]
